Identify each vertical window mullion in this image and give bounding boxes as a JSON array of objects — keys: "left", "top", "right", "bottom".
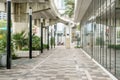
[
  {"left": 105, "top": 0, "right": 108, "bottom": 68},
  {"left": 100, "top": 0, "right": 102, "bottom": 64},
  {"left": 114, "top": 0, "right": 117, "bottom": 75},
  {"left": 109, "top": 0, "right": 112, "bottom": 71}
]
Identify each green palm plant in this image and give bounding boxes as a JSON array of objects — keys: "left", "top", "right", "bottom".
[{"left": 12, "top": 31, "right": 28, "bottom": 50}]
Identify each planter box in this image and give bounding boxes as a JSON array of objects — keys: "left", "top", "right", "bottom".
[
  {"left": 16, "top": 51, "right": 40, "bottom": 58},
  {"left": 0, "top": 54, "right": 6, "bottom": 67}
]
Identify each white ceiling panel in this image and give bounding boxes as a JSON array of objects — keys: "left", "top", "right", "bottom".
[
  {"left": 74, "top": 0, "right": 92, "bottom": 23},
  {"left": 0, "top": 0, "right": 45, "bottom": 3}
]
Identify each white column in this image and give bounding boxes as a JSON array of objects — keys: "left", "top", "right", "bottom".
[{"left": 65, "top": 23, "right": 71, "bottom": 49}]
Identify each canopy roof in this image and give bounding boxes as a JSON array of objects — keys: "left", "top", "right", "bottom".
[
  {"left": 74, "top": 0, "right": 92, "bottom": 23},
  {"left": 0, "top": 0, "right": 73, "bottom": 25}
]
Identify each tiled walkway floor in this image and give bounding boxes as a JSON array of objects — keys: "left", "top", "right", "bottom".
[{"left": 0, "top": 46, "right": 113, "bottom": 80}]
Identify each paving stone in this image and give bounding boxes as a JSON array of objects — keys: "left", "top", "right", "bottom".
[{"left": 0, "top": 46, "right": 113, "bottom": 80}]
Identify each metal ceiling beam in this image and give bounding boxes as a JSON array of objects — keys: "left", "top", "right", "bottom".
[
  {"left": 74, "top": 0, "right": 92, "bottom": 23},
  {"left": 33, "top": 8, "right": 51, "bottom": 13},
  {"left": 0, "top": 0, "right": 46, "bottom": 3}
]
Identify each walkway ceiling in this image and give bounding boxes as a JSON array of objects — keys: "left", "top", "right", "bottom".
[
  {"left": 0, "top": 0, "right": 58, "bottom": 22},
  {"left": 33, "top": 8, "right": 58, "bottom": 20},
  {"left": 0, "top": 0, "right": 73, "bottom": 25},
  {"left": 74, "top": 0, "right": 92, "bottom": 23},
  {"left": 0, "top": 0, "right": 46, "bottom": 3}
]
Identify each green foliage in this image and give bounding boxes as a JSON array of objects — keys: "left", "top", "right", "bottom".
[
  {"left": 22, "top": 47, "right": 29, "bottom": 51},
  {"left": 0, "top": 20, "right": 7, "bottom": 36},
  {"left": 0, "top": 20, "right": 6, "bottom": 28},
  {"left": 12, "top": 53, "right": 19, "bottom": 60},
  {"left": 43, "top": 44, "right": 47, "bottom": 49},
  {"left": 0, "top": 34, "right": 6, "bottom": 53},
  {"left": 32, "top": 35, "right": 48, "bottom": 50},
  {"left": 65, "top": 0, "right": 74, "bottom": 5},
  {"left": 50, "top": 37, "right": 55, "bottom": 46},
  {"left": 108, "top": 44, "right": 120, "bottom": 50},
  {"left": 32, "top": 35, "right": 41, "bottom": 50},
  {"left": 0, "top": 20, "right": 7, "bottom": 52},
  {"left": 96, "top": 37, "right": 104, "bottom": 45},
  {"left": 64, "top": 0, "right": 75, "bottom": 18},
  {"left": 77, "top": 24, "right": 80, "bottom": 30},
  {"left": 12, "top": 31, "right": 28, "bottom": 50},
  {"left": 74, "top": 46, "right": 82, "bottom": 48}
]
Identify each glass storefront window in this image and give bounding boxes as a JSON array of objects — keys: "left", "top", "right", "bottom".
[{"left": 80, "top": 0, "right": 120, "bottom": 79}]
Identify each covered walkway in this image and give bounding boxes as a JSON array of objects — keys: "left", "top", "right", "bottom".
[
  {"left": 0, "top": 0, "right": 119, "bottom": 80},
  {"left": 0, "top": 47, "right": 113, "bottom": 80}
]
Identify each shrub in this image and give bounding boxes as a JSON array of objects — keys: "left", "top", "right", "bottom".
[
  {"left": 21, "top": 35, "right": 48, "bottom": 50},
  {"left": 74, "top": 46, "right": 82, "bottom": 48},
  {"left": 22, "top": 47, "right": 29, "bottom": 51},
  {"left": 32, "top": 35, "right": 41, "bottom": 50},
  {"left": 50, "top": 37, "right": 55, "bottom": 46},
  {"left": 12, "top": 53, "right": 19, "bottom": 60},
  {"left": 43, "top": 44, "right": 47, "bottom": 49},
  {"left": 108, "top": 44, "right": 120, "bottom": 50},
  {"left": 96, "top": 37, "right": 104, "bottom": 45}
]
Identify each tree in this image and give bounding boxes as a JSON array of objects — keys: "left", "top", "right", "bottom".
[{"left": 64, "top": 0, "right": 75, "bottom": 18}]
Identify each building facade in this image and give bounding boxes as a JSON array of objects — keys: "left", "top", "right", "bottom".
[
  {"left": 0, "top": 11, "right": 6, "bottom": 20},
  {"left": 80, "top": 0, "right": 120, "bottom": 79}
]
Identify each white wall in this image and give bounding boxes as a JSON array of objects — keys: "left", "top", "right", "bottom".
[{"left": 0, "top": 3, "right": 5, "bottom": 11}]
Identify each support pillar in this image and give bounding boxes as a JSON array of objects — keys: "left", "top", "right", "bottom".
[
  {"left": 54, "top": 24, "right": 56, "bottom": 48},
  {"left": 29, "top": 7, "right": 32, "bottom": 59},
  {"left": 7, "top": 0, "right": 11, "bottom": 69},
  {"left": 41, "top": 18, "right": 43, "bottom": 53},
  {"left": 65, "top": 24, "right": 71, "bottom": 49},
  {"left": 51, "top": 28, "right": 53, "bottom": 49},
  {"left": 47, "top": 26, "right": 49, "bottom": 50}
]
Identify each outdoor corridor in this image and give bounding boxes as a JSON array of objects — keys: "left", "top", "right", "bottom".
[{"left": 0, "top": 47, "right": 113, "bottom": 80}]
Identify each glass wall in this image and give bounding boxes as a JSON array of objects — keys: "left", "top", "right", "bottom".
[
  {"left": 115, "top": 0, "right": 120, "bottom": 78},
  {"left": 80, "top": 0, "right": 120, "bottom": 79}
]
